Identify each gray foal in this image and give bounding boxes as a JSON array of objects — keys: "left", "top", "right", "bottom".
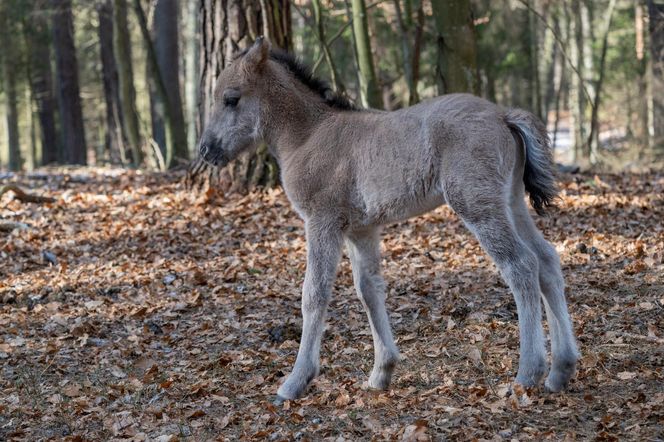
[{"left": 199, "top": 38, "right": 580, "bottom": 401}]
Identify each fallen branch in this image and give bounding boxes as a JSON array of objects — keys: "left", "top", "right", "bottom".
[
  {"left": 0, "top": 221, "right": 30, "bottom": 232},
  {"left": 0, "top": 184, "right": 56, "bottom": 204}
]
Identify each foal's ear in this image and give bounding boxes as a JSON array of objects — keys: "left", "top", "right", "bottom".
[{"left": 243, "top": 37, "right": 270, "bottom": 72}]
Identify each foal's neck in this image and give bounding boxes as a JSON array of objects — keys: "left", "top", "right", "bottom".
[{"left": 264, "top": 88, "right": 337, "bottom": 157}]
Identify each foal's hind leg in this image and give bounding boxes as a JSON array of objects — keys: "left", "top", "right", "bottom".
[
  {"left": 447, "top": 195, "right": 548, "bottom": 386},
  {"left": 346, "top": 228, "right": 400, "bottom": 389},
  {"left": 510, "top": 199, "right": 580, "bottom": 392}
]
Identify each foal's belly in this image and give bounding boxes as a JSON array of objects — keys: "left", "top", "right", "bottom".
[{"left": 358, "top": 188, "right": 447, "bottom": 227}]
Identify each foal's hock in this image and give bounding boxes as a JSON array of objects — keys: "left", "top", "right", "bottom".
[{"left": 199, "top": 38, "right": 580, "bottom": 402}]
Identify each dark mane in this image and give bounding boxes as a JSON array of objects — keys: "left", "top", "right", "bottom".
[{"left": 235, "top": 48, "right": 360, "bottom": 111}]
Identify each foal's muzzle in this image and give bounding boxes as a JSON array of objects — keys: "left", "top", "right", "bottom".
[{"left": 199, "top": 140, "right": 227, "bottom": 167}]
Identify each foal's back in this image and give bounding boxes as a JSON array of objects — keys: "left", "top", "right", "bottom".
[{"left": 318, "top": 94, "right": 519, "bottom": 227}]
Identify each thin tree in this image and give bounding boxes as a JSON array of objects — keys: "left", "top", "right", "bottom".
[
  {"left": 51, "top": 0, "right": 87, "bottom": 165},
  {"left": 146, "top": 0, "right": 188, "bottom": 168},
  {"left": 430, "top": 0, "right": 480, "bottom": 95},
  {"left": 647, "top": 0, "right": 664, "bottom": 153},
  {"left": 0, "top": 1, "right": 22, "bottom": 171},
  {"left": 25, "top": 1, "right": 59, "bottom": 166},
  {"left": 587, "top": 0, "right": 618, "bottom": 163},
  {"left": 351, "top": 0, "right": 382, "bottom": 108},
  {"left": 183, "top": 0, "right": 199, "bottom": 157},
  {"left": 113, "top": 0, "right": 143, "bottom": 166},
  {"left": 97, "top": 0, "right": 125, "bottom": 165}
]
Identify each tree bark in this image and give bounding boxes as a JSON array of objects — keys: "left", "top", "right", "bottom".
[
  {"left": 51, "top": 0, "right": 87, "bottom": 165},
  {"left": 113, "top": 0, "right": 143, "bottom": 166},
  {"left": 26, "top": 1, "right": 59, "bottom": 166},
  {"left": 431, "top": 0, "right": 479, "bottom": 95},
  {"left": 97, "top": 0, "right": 125, "bottom": 165},
  {"left": 188, "top": 0, "right": 289, "bottom": 193},
  {"left": 351, "top": 0, "right": 382, "bottom": 108},
  {"left": 147, "top": 0, "right": 188, "bottom": 168},
  {"left": 0, "top": 4, "right": 21, "bottom": 171},
  {"left": 647, "top": 0, "right": 664, "bottom": 154}
]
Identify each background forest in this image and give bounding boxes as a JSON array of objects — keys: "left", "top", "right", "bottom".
[{"left": 0, "top": 0, "right": 663, "bottom": 185}]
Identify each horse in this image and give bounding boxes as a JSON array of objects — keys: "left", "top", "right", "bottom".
[{"left": 199, "top": 37, "right": 580, "bottom": 402}]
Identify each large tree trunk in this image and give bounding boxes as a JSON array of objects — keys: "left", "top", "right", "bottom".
[
  {"left": 51, "top": 0, "right": 87, "bottom": 165},
  {"left": 188, "top": 0, "right": 290, "bottom": 193},
  {"left": 1, "top": 4, "right": 22, "bottom": 171},
  {"left": 351, "top": 0, "right": 382, "bottom": 108},
  {"left": 26, "top": 0, "right": 59, "bottom": 166},
  {"left": 97, "top": 0, "right": 125, "bottom": 165},
  {"left": 113, "top": 0, "right": 143, "bottom": 166},
  {"left": 430, "top": 0, "right": 479, "bottom": 95},
  {"left": 147, "top": 0, "right": 188, "bottom": 168},
  {"left": 647, "top": 0, "right": 664, "bottom": 154}
]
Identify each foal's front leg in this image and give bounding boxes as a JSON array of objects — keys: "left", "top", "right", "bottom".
[
  {"left": 276, "top": 221, "right": 342, "bottom": 401},
  {"left": 346, "top": 228, "right": 400, "bottom": 390}
]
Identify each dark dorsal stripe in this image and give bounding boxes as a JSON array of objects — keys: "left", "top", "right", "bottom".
[{"left": 235, "top": 47, "right": 359, "bottom": 111}]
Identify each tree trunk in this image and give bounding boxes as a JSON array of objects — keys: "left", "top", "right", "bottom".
[
  {"left": 351, "top": 0, "right": 382, "bottom": 108},
  {"left": 51, "top": 0, "right": 87, "bottom": 165},
  {"left": 113, "top": 0, "right": 143, "bottom": 166},
  {"left": 568, "top": 0, "right": 586, "bottom": 163},
  {"left": 147, "top": 0, "right": 188, "bottom": 168},
  {"left": 184, "top": 0, "right": 200, "bottom": 158},
  {"left": 98, "top": 0, "right": 125, "bottom": 165},
  {"left": 587, "top": 0, "right": 617, "bottom": 164},
  {"left": 188, "top": 0, "right": 290, "bottom": 193},
  {"left": 0, "top": 5, "right": 21, "bottom": 171},
  {"left": 527, "top": 0, "right": 543, "bottom": 120},
  {"left": 26, "top": 0, "right": 59, "bottom": 166},
  {"left": 647, "top": 0, "right": 664, "bottom": 154},
  {"left": 430, "top": 0, "right": 479, "bottom": 95}
]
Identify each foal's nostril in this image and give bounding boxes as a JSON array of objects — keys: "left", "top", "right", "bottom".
[{"left": 199, "top": 144, "right": 209, "bottom": 158}]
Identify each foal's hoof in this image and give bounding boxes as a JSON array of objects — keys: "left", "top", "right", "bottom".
[
  {"left": 273, "top": 395, "right": 287, "bottom": 406},
  {"left": 544, "top": 361, "right": 577, "bottom": 393},
  {"left": 276, "top": 370, "right": 315, "bottom": 401}
]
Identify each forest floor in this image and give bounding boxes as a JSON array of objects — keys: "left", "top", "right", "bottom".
[{"left": 0, "top": 168, "right": 662, "bottom": 441}]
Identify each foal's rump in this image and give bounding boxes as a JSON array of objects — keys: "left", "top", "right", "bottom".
[{"left": 427, "top": 94, "right": 557, "bottom": 217}]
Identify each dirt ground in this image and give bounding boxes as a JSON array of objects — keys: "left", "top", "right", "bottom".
[{"left": 1, "top": 169, "right": 662, "bottom": 441}]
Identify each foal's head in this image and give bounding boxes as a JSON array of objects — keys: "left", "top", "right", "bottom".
[
  {"left": 198, "top": 38, "right": 271, "bottom": 167},
  {"left": 198, "top": 37, "right": 357, "bottom": 167}
]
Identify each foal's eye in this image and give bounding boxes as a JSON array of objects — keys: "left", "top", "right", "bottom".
[{"left": 224, "top": 95, "right": 240, "bottom": 108}]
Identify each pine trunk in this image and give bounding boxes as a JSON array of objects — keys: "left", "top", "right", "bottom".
[
  {"left": 188, "top": 0, "right": 290, "bottom": 193},
  {"left": 51, "top": 0, "right": 87, "bottom": 165},
  {"left": 430, "top": 0, "right": 479, "bottom": 95},
  {"left": 113, "top": 0, "right": 143, "bottom": 166}
]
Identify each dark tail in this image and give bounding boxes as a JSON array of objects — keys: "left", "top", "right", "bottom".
[{"left": 504, "top": 109, "right": 558, "bottom": 215}]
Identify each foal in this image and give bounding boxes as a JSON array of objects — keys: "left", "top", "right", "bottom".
[{"left": 199, "top": 38, "right": 580, "bottom": 401}]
